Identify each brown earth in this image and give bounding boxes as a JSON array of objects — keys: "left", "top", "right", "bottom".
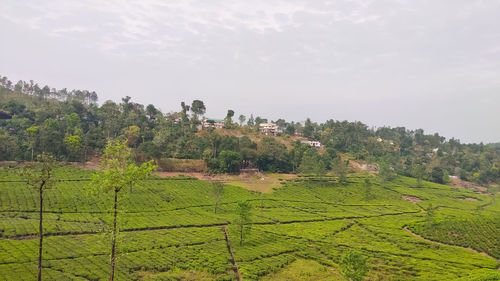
[
  {"left": 449, "top": 177, "right": 488, "bottom": 192},
  {"left": 402, "top": 195, "right": 422, "bottom": 203},
  {"left": 348, "top": 159, "right": 378, "bottom": 173}
]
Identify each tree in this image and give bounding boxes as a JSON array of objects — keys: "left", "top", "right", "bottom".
[
  {"left": 125, "top": 125, "right": 140, "bottom": 147},
  {"left": 378, "top": 160, "right": 395, "bottom": 186},
  {"left": 298, "top": 148, "right": 325, "bottom": 175},
  {"left": 340, "top": 251, "right": 368, "bottom": 281},
  {"left": 212, "top": 181, "right": 224, "bottom": 214},
  {"left": 238, "top": 114, "right": 246, "bottom": 126},
  {"left": 247, "top": 114, "right": 255, "bottom": 127},
  {"left": 425, "top": 203, "right": 435, "bottom": 230},
  {"left": 218, "top": 150, "right": 242, "bottom": 173},
  {"left": 225, "top": 109, "right": 234, "bottom": 128},
  {"left": 146, "top": 104, "right": 159, "bottom": 120},
  {"left": 191, "top": 100, "right": 206, "bottom": 117},
  {"left": 256, "top": 137, "right": 291, "bottom": 173},
  {"left": 26, "top": 126, "right": 39, "bottom": 161},
  {"left": 303, "top": 118, "right": 314, "bottom": 138},
  {"left": 414, "top": 164, "right": 425, "bottom": 187},
  {"left": 64, "top": 113, "right": 80, "bottom": 133},
  {"left": 63, "top": 134, "right": 82, "bottom": 161},
  {"left": 21, "top": 153, "right": 57, "bottom": 281},
  {"left": 363, "top": 178, "right": 373, "bottom": 201},
  {"left": 235, "top": 201, "right": 252, "bottom": 246},
  {"left": 332, "top": 158, "right": 349, "bottom": 185},
  {"left": 429, "top": 166, "right": 447, "bottom": 184},
  {"left": 91, "top": 140, "right": 156, "bottom": 281}
]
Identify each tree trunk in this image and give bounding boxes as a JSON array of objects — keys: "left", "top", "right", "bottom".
[
  {"left": 239, "top": 225, "right": 243, "bottom": 246},
  {"left": 31, "top": 146, "right": 34, "bottom": 162},
  {"left": 109, "top": 190, "right": 118, "bottom": 281},
  {"left": 37, "top": 186, "right": 43, "bottom": 281}
]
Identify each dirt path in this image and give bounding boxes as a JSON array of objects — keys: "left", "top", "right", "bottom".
[
  {"left": 221, "top": 225, "right": 242, "bottom": 281},
  {"left": 403, "top": 227, "right": 500, "bottom": 270}
]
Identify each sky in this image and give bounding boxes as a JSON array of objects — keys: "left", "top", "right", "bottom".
[{"left": 1, "top": 0, "right": 499, "bottom": 143}]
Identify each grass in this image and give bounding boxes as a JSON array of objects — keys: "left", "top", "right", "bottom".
[{"left": 0, "top": 167, "right": 499, "bottom": 280}]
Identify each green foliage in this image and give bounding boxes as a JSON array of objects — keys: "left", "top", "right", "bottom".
[
  {"left": 218, "top": 150, "right": 242, "bottom": 173},
  {"left": 1, "top": 76, "right": 500, "bottom": 187},
  {"left": 212, "top": 181, "right": 224, "bottom": 214},
  {"left": 235, "top": 201, "right": 252, "bottom": 246},
  {"left": 413, "top": 164, "right": 425, "bottom": 187},
  {"left": 378, "top": 160, "right": 395, "bottom": 186},
  {"left": 429, "top": 166, "right": 447, "bottom": 184},
  {"left": 257, "top": 137, "right": 290, "bottom": 173},
  {"left": 332, "top": 158, "right": 349, "bottom": 185},
  {"left": 298, "top": 148, "right": 326, "bottom": 175},
  {"left": 340, "top": 251, "right": 368, "bottom": 281},
  {"left": 92, "top": 139, "right": 156, "bottom": 192},
  {"left": 1, "top": 168, "right": 500, "bottom": 280},
  {"left": 21, "top": 153, "right": 58, "bottom": 190}
]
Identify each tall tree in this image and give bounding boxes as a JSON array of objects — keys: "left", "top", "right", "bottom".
[
  {"left": 378, "top": 160, "right": 395, "bottom": 186},
  {"left": 225, "top": 109, "right": 235, "bottom": 128},
  {"left": 363, "top": 178, "right": 373, "bottom": 201},
  {"left": 247, "top": 114, "right": 255, "bottom": 127},
  {"left": 235, "top": 201, "right": 252, "bottom": 246},
  {"left": 191, "top": 100, "right": 206, "bottom": 117},
  {"left": 26, "top": 126, "right": 39, "bottom": 161},
  {"left": 91, "top": 140, "right": 156, "bottom": 281},
  {"left": 413, "top": 164, "right": 425, "bottom": 187},
  {"left": 332, "top": 158, "right": 349, "bottom": 185},
  {"left": 238, "top": 115, "right": 246, "bottom": 126},
  {"left": 303, "top": 118, "right": 314, "bottom": 138},
  {"left": 211, "top": 181, "right": 224, "bottom": 214},
  {"left": 21, "top": 153, "right": 57, "bottom": 281}
]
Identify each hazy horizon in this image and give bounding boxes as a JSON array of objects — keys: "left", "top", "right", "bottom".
[{"left": 1, "top": 0, "right": 499, "bottom": 143}]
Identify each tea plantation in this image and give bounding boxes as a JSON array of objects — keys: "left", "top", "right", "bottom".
[{"left": 0, "top": 167, "right": 499, "bottom": 280}]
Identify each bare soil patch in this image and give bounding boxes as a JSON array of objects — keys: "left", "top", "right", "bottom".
[
  {"left": 348, "top": 159, "right": 378, "bottom": 173},
  {"left": 402, "top": 195, "right": 422, "bottom": 203},
  {"left": 450, "top": 177, "right": 487, "bottom": 192}
]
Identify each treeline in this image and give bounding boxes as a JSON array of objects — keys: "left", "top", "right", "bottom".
[{"left": 0, "top": 75, "right": 499, "bottom": 185}]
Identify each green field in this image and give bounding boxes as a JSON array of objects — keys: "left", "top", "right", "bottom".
[{"left": 0, "top": 167, "right": 499, "bottom": 280}]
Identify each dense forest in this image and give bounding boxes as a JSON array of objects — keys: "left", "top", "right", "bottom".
[{"left": 0, "top": 75, "right": 499, "bottom": 185}]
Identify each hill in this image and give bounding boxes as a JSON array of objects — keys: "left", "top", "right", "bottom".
[{"left": 1, "top": 75, "right": 499, "bottom": 188}]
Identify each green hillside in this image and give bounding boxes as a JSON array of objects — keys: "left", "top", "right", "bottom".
[{"left": 0, "top": 167, "right": 499, "bottom": 280}]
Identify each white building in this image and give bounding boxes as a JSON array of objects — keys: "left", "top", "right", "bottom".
[
  {"left": 259, "top": 123, "right": 282, "bottom": 136},
  {"left": 202, "top": 118, "right": 225, "bottom": 129},
  {"left": 308, "top": 140, "right": 322, "bottom": 148},
  {"left": 302, "top": 140, "right": 322, "bottom": 148}
]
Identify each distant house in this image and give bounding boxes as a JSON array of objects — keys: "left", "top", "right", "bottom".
[
  {"left": 302, "top": 140, "right": 322, "bottom": 148},
  {"left": 202, "top": 118, "right": 225, "bottom": 129},
  {"left": 308, "top": 141, "right": 322, "bottom": 148},
  {"left": 259, "top": 123, "right": 281, "bottom": 136},
  {"left": 301, "top": 140, "right": 322, "bottom": 148}
]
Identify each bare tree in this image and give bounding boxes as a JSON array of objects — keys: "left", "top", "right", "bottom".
[
  {"left": 21, "top": 153, "right": 57, "bottom": 281},
  {"left": 212, "top": 181, "right": 224, "bottom": 214}
]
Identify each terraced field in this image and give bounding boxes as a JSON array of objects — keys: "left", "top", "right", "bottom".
[{"left": 0, "top": 167, "right": 499, "bottom": 280}]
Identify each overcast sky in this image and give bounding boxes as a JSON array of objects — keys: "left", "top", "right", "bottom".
[{"left": 1, "top": 0, "right": 499, "bottom": 143}]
